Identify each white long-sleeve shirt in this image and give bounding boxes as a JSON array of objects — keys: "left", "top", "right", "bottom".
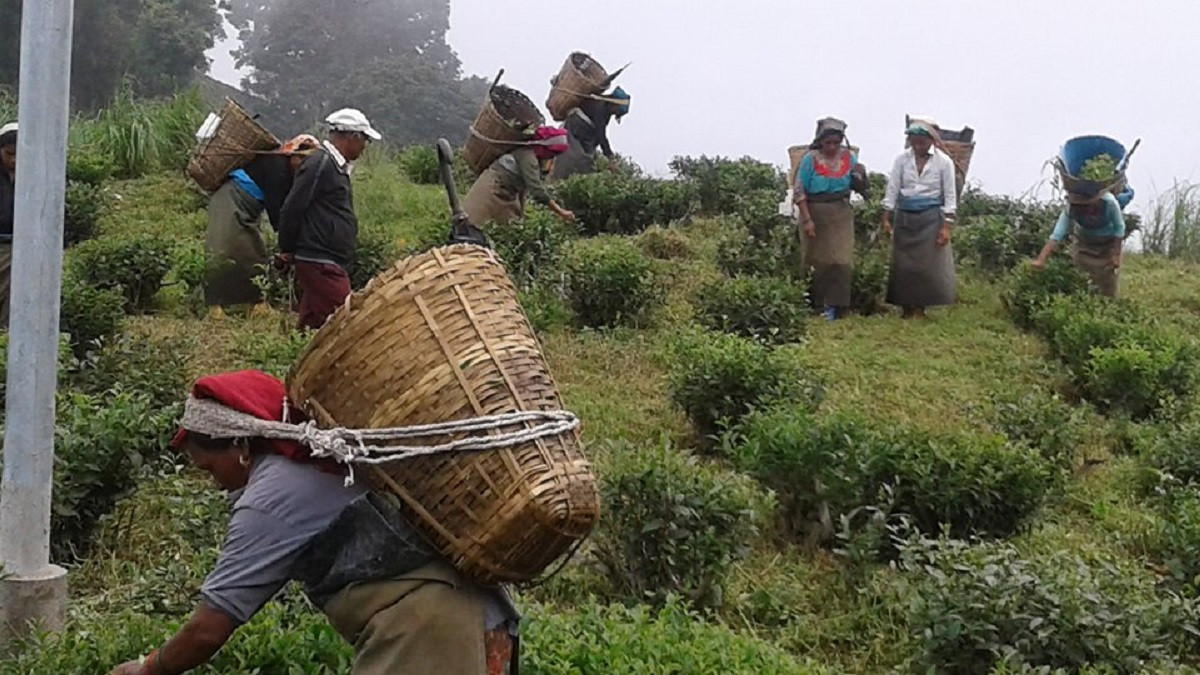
[{"left": 881, "top": 148, "right": 958, "bottom": 215}]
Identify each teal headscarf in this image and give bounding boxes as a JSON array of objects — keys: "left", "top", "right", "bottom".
[
  {"left": 610, "top": 87, "right": 631, "bottom": 118},
  {"left": 905, "top": 123, "right": 933, "bottom": 138}
]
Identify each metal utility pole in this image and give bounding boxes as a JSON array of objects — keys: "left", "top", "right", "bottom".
[{"left": 0, "top": 0, "right": 74, "bottom": 648}]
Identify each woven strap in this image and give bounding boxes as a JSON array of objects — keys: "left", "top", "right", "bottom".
[{"left": 180, "top": 397, "right": 580, "bottom": 486}]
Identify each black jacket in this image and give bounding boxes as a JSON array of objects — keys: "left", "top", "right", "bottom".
[
  {"left": 0, "top": 169, "right": 13, "bottom": 242},
  {"left": 278, "top": 147, "right": 358, "bottom": 269},
  {"left": 564, "top": 98, "right": 615, "bottom": 157},
  {"left": 242, "top": 154, "right": 294, "bottom": 231}
]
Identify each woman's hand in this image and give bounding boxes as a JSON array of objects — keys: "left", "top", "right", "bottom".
[
  {"left": 558, "top": 209, "right": 577, "bottom": 223},
  {"left": 937, "top": 223, "right": 953, "bottom": 247},
  {"left": 803, "top": 220, "right": 816, "bottom": 238},
  {"left": 881, "top": 213, "right": 893, "bottom": 237},
  {"left": 109, "top": 660, "right": 147, "bottom": 675},
  {"left": 1111, "top": 251, "right": 1123, "bottom": 269},
  {"left": 607, "top": 158, "right": 619, "bottom": 173},
  {"left": 1030, "top": 257, "right": 1047, "bottom": 270}
]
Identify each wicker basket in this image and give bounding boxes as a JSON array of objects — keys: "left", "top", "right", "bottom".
[
  {"left": 463, "top": 86, "right": 543, "bottom": 176},
  {"left": 287, "top": 245, "right": 599, "bottom": 585},
  {"left": 941, "top": 140, "right": 975, "bottom": 200},
  {"left": 546, "top": 52, "right": 610, "bottom": 122},
  {"left": 186, "top": 99, "right": 280, "bottom": 193}
]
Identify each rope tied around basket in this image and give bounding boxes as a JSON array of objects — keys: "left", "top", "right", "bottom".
[{"left": 179, "top": 396, "right": 581, "bottom": 487}]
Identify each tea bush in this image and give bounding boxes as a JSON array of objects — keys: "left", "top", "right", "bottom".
[
  {"left": 956, "top": 190, "right": 1057, "bottom": 276},
  {"left": 523, "top": 598, "right": 827, "bottom": 674},
  {"left": 897, "top": 535, "right": 1196, "bottom": 674},
  {"left": 69, "top": 236, "right": 173, "bottom": 313},
  {"left": 232, "top": 328, "right": 313, "bottom": 379},
  {"left": 1146, "top": 486, "right": 1200, "bottom": 592},
  {"left": 715, "top": 192, "right": 803, "bottom": 280},
  {"left": 69, "top": 333, "right": 194, "bottom": 411},
  {"left": 636, "top": 225, "right": 694, "bottom": 260},
  {"left": 1001, "top": 258, "right": 1090, "bottom": 330},
  {"left": 66, "top": 145, "right": 117, "bottom": 186},
  {"left": 666, "top": 330, "right": 823, "bottom": 440},
  {"left": 561, "top": 236, "right": 660, "bottom": 328},
  {"left": 1031, "top": 293, "right": 1142, "bottom": 372},
  {"left": 59, "top": 281, "right": 126, "bottom": 357},
  {"left": 1140, "top": 418, "right": 1200, "bottom": 488},
  {"left": 398, "top": 144, "right": 440, "bottom": 185},
  {"left": 350, "top": 224, "right": 401, "bottom": 289},
  {"left": 958, "top": 216, "right": 1025, "bottom": 275},
  {"left": 988, "top": 389, "right": 1084, "bottom": 473},
  {"left": 670, "top": 155, "right": 783, "bottom": 215},
  {"left": 1084, "top": 335, "right": 1197, "bottom": 420},
  {"left": 170, "top": 241, "right": 212, "bottom": 313},
  {"left": 64, "top": 180, "right": 108, "bottom": 246},
  {"left": 49, "top": 389, "right": 178, "bottom": 559},
  {"left": 593, "top": 441, "right": 771, "bottom": 607},
  {"left": 850, "top": 244, "right": 890, "bottom": 314},
  {"left": 694, "top": 275, "right": 808, "bottom": 345},
  {"left": 735, "top": 409, "right": 1054, "bottom": 545},
  {"left": 554, "top": 172, "right": 695, "bottom": 235},
  {"left": 488, "top": 205, "right": 579, "bottom": 289},
  {"left": 518, "top": 283, "right": 572, "bottom": 334}
]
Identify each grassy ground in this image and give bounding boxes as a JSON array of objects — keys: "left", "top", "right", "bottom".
[{"left": 22, "top": 166, "right": 1200, "bottom": 673}]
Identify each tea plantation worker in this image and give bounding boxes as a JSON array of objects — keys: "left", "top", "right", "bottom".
[
  {"left": 549, "top": 87, "right": 631, "bottom": 180},
  {"left": 881, "top": 119, "right": 958, "bottom": 319},
  {"left": 278, "top": 109, "right": 379, "bottom": 330},
  {"left": 108, "top": 370, "right": 520, "bottom": 675},
  {"left": 0, "top": 122, "right": 15, "bottom": 328},
  {"left": 463, "top": 125, "right": 576, "bottom": 227},
  {"left": 793, "top": 117, "right": 868, "bottom": 321},
  {"left": 1031, "top": 190, "right": 1126, "bottom": 298},
  {"left": 204, "top": 134, "right": 320, "bottom": 315}
]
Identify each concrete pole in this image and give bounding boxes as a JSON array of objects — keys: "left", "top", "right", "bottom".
[{"left": 0, "top": 0, "right": 74, "bottom": 648}]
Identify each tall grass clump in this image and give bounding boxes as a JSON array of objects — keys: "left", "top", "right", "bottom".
[
  {"left": 1142, "top": 181, "right": 1200, "bottom": 262},
  {"left": 77, "top": 86, "right": 206, "bottom": 179}
]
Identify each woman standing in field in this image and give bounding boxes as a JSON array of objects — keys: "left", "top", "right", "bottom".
[
  {"left": 1031, "top": 191, "right": 1126, "bottom": 298},
  {"left": 463, "top": 126, "right": 576, "bottom": 228},
  {"left": 881, "top": 120, "right": 958, "bottom": 319},
  {"left": 793, "top": 117, "right": 868, "bottom": 321}
]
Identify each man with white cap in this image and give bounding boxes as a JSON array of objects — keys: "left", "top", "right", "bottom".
[
  {"left": 0, "top": 121, "right": 16, "bottom": 327},
  {"left": 278, "top": 108, "right": 381, "bottom": 330}
]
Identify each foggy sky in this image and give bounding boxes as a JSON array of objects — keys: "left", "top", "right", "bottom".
[{"left": 209, "top": 0, "right": 1200, "bottom": 211}]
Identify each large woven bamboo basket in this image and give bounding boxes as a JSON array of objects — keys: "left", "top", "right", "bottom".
[
  {"left": 942, "top": 140, "right": 975, "bottom": 200},
  {"left": 546, "top": 52, "right": 610, "bottom": 122},
  {"left": 287, "top": 245, "right": 599, "bottom": 585},
  {"left": 186, "top": 98, "right": 279, "bottom": 193},
  {"left": 463, "top": 86, "right": 543, "bottom": 176}
]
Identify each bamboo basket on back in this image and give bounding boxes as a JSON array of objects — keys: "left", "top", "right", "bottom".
[
  {"left": 187, "top": 98, "right": 280, "bottom": 193},
  {"left": 287, "top": 245, "right": 599, "bottom": 585},
  {"left": 463, "top": 85, "right": 543, "bottom": 176},
  {"left": 546, "top": 52, "right": 611, "bottom": 122}
]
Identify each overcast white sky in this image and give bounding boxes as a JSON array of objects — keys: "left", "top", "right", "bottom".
[{"left": 209, "top": 0, "right": 1200, "bottom": 210}]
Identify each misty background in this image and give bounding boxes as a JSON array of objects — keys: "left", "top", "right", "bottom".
[{"left": 2, "top": 0, "right": 1195, "bottom": 212}]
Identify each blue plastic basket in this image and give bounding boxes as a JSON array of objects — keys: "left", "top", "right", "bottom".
[{"left": 1060, "top": 135, "right": 1127, "bottom": 176}]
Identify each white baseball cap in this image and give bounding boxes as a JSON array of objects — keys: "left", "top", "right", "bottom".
[
  {"left": 325, "top": 108, "right": 381, "bottom": 141},
  {"left": 0, "top": 122, "right": 17, "bottom": 138}
]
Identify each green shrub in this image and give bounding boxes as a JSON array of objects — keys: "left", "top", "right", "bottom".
[
  {"left": 735, "top": 409, "right": 1054, "bottom": 545},
  {"left": 988, "top": 389, "right": 1084, "bottom": 473},
  {"left": 1140, "top": 419, "right": 1200, "bottom": 489},
  {"left": 851, "top": 172, "right": 890, "bottom": 242},
  {"left": 561, "top": 236, "right": 660, "bottom": 328},
  {"left": 48, "top": 389, "right": 179, "bottom": 558},
  {"left": 1001, "top": 257, "right": 1090, "bottom": 330},
  {"left": 897, "top": 534, "right": 1196, "bottom": 674},
  {"left": 65, "top": 145, "right": 116, "bottom": 186},
  {"left": 64, "top": 181, "right": 108, "bottom": 246},
  {"left": 594, "top": 442, "right": 771, "bottom": 607},
  {"left": 518, "top": 283, "right": 572, "bottom": 335},
  {"left": 0, "top": 333, "right": 72, "bottom": 411},
  {"left": 715, "top": 192, "right": 803, "bottom": 280},
  {"left": 959, "top": 216, "right": 1023, "bottom": 275},
  {"left": 1031, "top": 293, "right": 1141, "bottom": 371},
  {"left": 233, "top": 328, "right": 313, "bottom": 379},
  {"left": 398, "top": 144, "right": 440, "bottom": 184},
  {"left": 694, "top": 275, "right": 808, "bottom": 345},
  {"left": 69, "top": 333, "right": 194, "bottom": 411},
  {"left": 59, "top": 282, "right": 126, "bottom": 356},
  {"left": 666, "top": 330, "right": 823, "bottom": 440},
  {"left": 554, "top": 172, "right": 695, "bottom": 235},
  {"left": 350, "top": 225, "right": 400, "bottom": 289},
  {"left": 69, "top": 236, "right": 173, "bottom": 313},
  {"left": 170, "top": 241, "right": 212, "bottom": 313},
  {"left": 79, "top": 86, "right": 205, "bottom": 178},
  {"left": 636, "top": 225, "right": 694, "bottom": 260},
  {"left": 488, "top": 205, "right": 579, "bottom": 289},
  {"left": 669, "top": 155, "right": 783, "bottom": 215},
  {"left": 1147, "top": 486, "right": 1200, "bottom": 593},
  {"left": 956, "top": 190, "right": 1057, "bottom": 275},
  {"left": 522, "top": 598, "right": 826, "bottom": 674},
  {"left": 1083, "top": 335, "right": 1197, "bottom": 420},
  {"left": 850, "top": 244, "right": 889, "bottom": 315}
]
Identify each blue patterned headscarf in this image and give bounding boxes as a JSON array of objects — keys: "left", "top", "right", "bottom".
[{"left": 610, "top": 87, "right": 631, "bottom": 118}]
